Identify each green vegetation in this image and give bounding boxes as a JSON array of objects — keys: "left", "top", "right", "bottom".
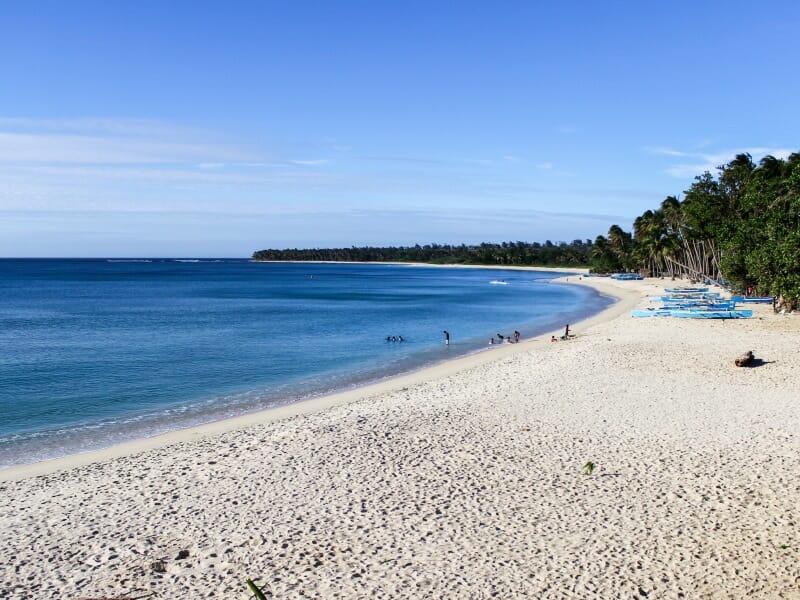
[
  {"left": 246, "top": 578, "right": 268, "bottom": 600},
  {"left": 253, "top": 240, "right": 593, "bottom": 267},
  {"left": 583, "top": 461, "right": 595, "bottom": 475},
  {"left": 592, "top": 152, "right": 800, "bottom": 309}
]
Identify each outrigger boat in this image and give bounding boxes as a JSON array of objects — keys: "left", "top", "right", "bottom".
[
  {"left": 632, "top": 308, "right": 752, "bottom": 319},
  {"left": 670, "top": 309, "right": 752, "bottom": 319},
  {"left": 731, "top": 296, "right": 773, "bottom": 304},
  {"left": 660, "top": 302, "right": 737, "bottom": 310},
  {"left": 610, "top": 273, "right": 644, "bottom": 280},
  {"left": 634, "top": 286, "right": 750, "bottom": 318},
  {"left": 664, "top": 287, "right": 708, "bottom": 293},
  {"left": 651, "top": 293, "right": 722, "bottom": 302}
]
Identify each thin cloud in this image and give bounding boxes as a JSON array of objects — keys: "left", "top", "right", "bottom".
[
  {"left": 0, "top": 130, "right": 256, "bottom": 165},
  {"left": 289, "top": 159, "right": 329, "bottom": 166},
  {"left": 646, "top": 146, "right": 691, "bottom": 157},
  {"left": 536, "top": 162, "right": 553, "bottom": 169},
  {"left": 356, "top": 155, "right": 447, "bottom": 165},
  {"left": 0, "top": 115, "right": 306, "bottom": 172},
  {"left": 650, "top": 145, "right": 795, "bottom": 178}
]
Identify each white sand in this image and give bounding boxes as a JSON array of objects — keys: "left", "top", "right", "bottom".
[{"left": 1, "top": 277, "right": 799, "bottom": 599}]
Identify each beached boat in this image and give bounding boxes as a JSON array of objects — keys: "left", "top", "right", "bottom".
[
  {"left": 664, "top": 287, "right": 708, "bottom": 293},
  {"left": 632, "top": 309, "right": 674, "bottom": 317},
  {"left": 731, "top": 296, "right": 773, "bottom": 304},
  {"left": 651, "top": 296, "right": 724, "bottom": 304},
  {"left": 651, "top": 294, "right": 722, "bottom": 302},
  {"left": 660, "top": 302, "right": 737, "bottom": 311},
  {"left": 670, "top": 309, "right": 752, "bottom": 319},
  {"left": 611, "top": 273, "right": 644, "bottom": 280},
  {"left": 633, "top": 308, "right": 752, "bottom": 318}
]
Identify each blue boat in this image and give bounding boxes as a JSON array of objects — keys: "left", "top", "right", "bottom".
[
  {"left": 664, "top": 287, "right": 708, "bottom": 293},
  {"left": 632, "top": 308, "right": 752, "bottom": 318},
  {"left": 731, "top": 296, "right": 773, "bottom": 304},
  {"left": 652, "top": 293, "right": 721, "bottom": 302},
  {"left": 611, "top": 273, "right": 644, "bottom": 280},
  {"left": 652, "top": 297, "right": 726, "bottom": 305},
  {"left": 661, "top": 303, "right": 737, "bottom": 311},
  {"left": 670, "top": 309, "right": 752, "bottom": 319},
  {"left": 632, "top": 309, "right": 674, "bottom": 317}
]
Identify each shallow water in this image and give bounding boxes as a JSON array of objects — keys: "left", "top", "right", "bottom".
[{"left": 0, "top": 259, "right": 612, "bottom": 467}]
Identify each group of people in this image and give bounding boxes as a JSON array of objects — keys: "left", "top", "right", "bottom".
[
  {"left": 441, "top": 325, "right": 574, "bottom": 347},
  {"left": 490, "top": 330, "right": 520, "bottom": 345},
  {"left": 397, "top": 325, "right": 573, "bottom": 347},
  {"left": 551, "top": 324, "right": 573, "bottom": 342}
]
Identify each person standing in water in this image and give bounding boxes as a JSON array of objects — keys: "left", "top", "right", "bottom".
[
  {"left": 514, "top": 330, "right": 520, "bottom": 343},
  {"left": 443, "top": 330, "right": 450, "bottom": 345}
]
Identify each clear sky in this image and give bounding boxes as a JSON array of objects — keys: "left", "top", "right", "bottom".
[{"left": 1, "top": 1, "right": 798, "bottom": 257}]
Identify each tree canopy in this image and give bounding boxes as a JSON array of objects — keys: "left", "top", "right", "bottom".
[
  {"left": 591, "top": 151, "right": 800, "bottom": 308},
  {"left": 252, "top": 240, "right": 593, "bottom": 267}
]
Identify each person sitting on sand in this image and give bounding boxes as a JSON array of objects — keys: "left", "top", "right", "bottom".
[{"left": 551, "top": 335, "right": 557, "bottom": 342}]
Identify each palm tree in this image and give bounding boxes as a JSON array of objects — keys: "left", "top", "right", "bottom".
[{"left": 607, "top": 225, "right": 634, "bottom": 271}]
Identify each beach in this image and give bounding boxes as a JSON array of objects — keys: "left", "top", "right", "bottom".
[{"left": 2, "top": 276, "right": 799, "bottom": 598}]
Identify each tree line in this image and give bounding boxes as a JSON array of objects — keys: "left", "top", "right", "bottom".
[
  {"left": 591, "top": 152, "right": 800, "bottom": 308},
  {"left": 252, "top": 240, "right": 594, "bottom": 267}
]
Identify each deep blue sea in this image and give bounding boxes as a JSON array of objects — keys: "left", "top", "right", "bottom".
[{"left": 0, "top": 259, "right": 612, "bottom": 468}]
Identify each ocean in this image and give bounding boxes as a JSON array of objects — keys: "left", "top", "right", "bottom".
[{"left": 0, "top": 259, "right": 613, "bottom": 468}]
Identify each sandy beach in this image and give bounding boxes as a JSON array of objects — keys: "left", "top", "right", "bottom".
[{"left": 2, "top": 276, "right": 799, "bottom": 599}]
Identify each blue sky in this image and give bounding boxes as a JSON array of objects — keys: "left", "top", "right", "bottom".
[{"left": 1, "top": 1, "right": 798, "bottom": 257}]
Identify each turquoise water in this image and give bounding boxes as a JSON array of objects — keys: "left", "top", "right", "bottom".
[{"left": 0, "top": 259, "right": 612, "bottom": 468}]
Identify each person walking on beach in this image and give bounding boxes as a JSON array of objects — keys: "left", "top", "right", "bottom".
[{"left": 443, "top": 330, "right": 450, "bottom": 345}]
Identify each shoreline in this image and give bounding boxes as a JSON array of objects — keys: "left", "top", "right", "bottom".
[
  {"left": 0, "top": 271, "right": 626, "bottom": 483},
  {"left": 3, "top": 275, "right": 799, "bottom": 598}
]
